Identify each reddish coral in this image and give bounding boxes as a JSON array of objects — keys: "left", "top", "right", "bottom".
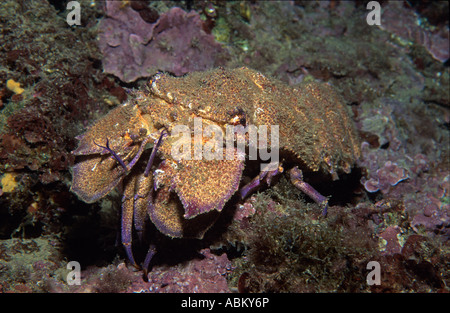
[
  {"left": 363, "top": 160, "right": 409, "bottom": 193},
  {"left": 98, "top": 2, "right": 228, "bottom": 82},
  {"left": 379, "top": 226, "right": 402, "bottom": 255}
]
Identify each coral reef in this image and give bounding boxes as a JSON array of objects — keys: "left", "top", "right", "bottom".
[
  {"left": 362, "top": 160, "right": 409, "bottom": 194},
  {"left": 356, "top": 95, "right": 449, "bottom": 239},
  {"left": 378, "top": 1, "right": 449, "bottom": 63},
  {"left": 0, "top": 0, "right": 448, "bottom": 294},
  {"left": 219, "top": 176, "right": 448, "bottom": 292}
]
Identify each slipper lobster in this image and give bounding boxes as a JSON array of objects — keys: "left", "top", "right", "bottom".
[{"left": 71, "top": 67, "right": 360, "bottom": 274}]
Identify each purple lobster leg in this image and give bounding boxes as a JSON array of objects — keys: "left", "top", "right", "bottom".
[
  {"left": 128, "top": 130, "right": 166, "bottom": 245},
  {"left": 144, "top": 129, "right": 167, "bottom": 177},
  {"left": 124, "top": 171, "right": 156, "bottom": 278},
  {"left": 142, "top": 243, "right": 156, "bottom": 280},
  {"left": 289, "top": 166, "right": 329, "bottom": 216},
  {"left": 93, "top": 134, "right": 153, "bottom": 175},
  {"left": 240, "top": 165, "right": 284, "bottom": 199},
  {"left": 133, "top": 173, "right": 153, "bottom": 242},
  {"left": 121, "top": 175, "right": 139, "bottom": 268},
  {"left": 133, "top": 172, "right": 155, "bottom": 280},
  {"left": 120, "top": 134, "right": 161, "bottom": 269},
  {"left": 141, "top": 132, "right": 167, "bottom": 277}
]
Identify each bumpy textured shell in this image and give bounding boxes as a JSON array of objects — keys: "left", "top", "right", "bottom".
[
  {"left": 71, "top": 67, "right": 360, "bottom": 240},
  {"left": 143, "top": 67, "right": 360, "bottom": 177}
]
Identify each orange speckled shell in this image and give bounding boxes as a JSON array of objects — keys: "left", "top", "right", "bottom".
[
  {"left": 144, "top": 67, "right": 360, "bottom": 177},
  {"left": 71, "top": 67, "right": 360, "bottom": 239}
]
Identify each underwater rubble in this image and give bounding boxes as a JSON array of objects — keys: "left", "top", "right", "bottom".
[{"left": 0, "top": 0, "right": 448, "bottom": 293}]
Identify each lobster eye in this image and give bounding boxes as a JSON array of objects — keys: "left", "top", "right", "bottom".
[
  {"left": 148, "top": 73, "right": 163, "bottom": 96},
  {"left": 149, "top": 73, "right": 161, "bottom": 86},
  {"left": 229, "top": 115, "right": 241, "bottom": 125},
  {"left": 228, "top": 108, "right": 246, "bottom": 126},
  {"left": 139, "top": 128, "right": 148, "bottom": 136}
]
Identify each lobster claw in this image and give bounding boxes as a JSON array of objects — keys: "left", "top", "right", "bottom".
[{"left": 71, "top": 103, "right": 154, "bottom": 203}]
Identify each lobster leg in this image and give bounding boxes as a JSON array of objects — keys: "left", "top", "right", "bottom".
[
  {"left": 240, "top": 164, "right": 284, "bottom": 199},
  {"left": 289, "top": 166, "right": 329, "bottom": 216},
  {"left": 120, "top": 133, "right": 163, "bottom": 269},
  {"left": 121, "top": 174, "right": 139, "bottom": 268},
  {"left": 123, "top": 170, "right": 156, "bottom": 276}
]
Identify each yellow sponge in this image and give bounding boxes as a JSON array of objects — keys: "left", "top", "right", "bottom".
[
  {"left": 6, "top": 79, "right": 24, "bottom": 95},
  {"left": 1, "top": 173, "right": 18, "bottom": 193}
]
